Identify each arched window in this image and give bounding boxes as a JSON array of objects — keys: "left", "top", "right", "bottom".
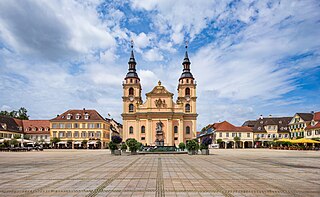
[
  {"left": 141, "top": 126, "right": 145, "bottom": 133},
  {"left": 186, "top": 79, "right": 189, "bottom": 83},
  {"left": 185, "top": 104, "right": 190, "bottom": 112},
  {"left": 129, "top": 104, "right": 134, "bottom": 112},
  {"left": 129, "top": 87, "right": 134, "bottom": 95},
  {"left": 186, "top": 126, "right": 190, "bottom": 134},
  {"left": 174, "top": 126, "right": 178, "bottom": 134},
  {"left": 129, "top": 126, "right": 133, "bottom": 134},
  {"left": 185, "top": 87, "right": 190, "bottom": 96}
]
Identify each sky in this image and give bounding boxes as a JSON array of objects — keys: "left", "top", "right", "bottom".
[{"left": 0, "top": 0, "right": 319, "bottom": 130}]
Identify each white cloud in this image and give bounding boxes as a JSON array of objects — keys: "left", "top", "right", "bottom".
[{"left": 143, "top": 48, "right": 164, "bottom": 61}]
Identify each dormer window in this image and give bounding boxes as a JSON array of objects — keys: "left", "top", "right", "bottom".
[
  {"left": 76, "top": 113, "right": 81, "bottom": 120},
  {"left": 33, "top": 127, "right": 37, "bottom": 131},
  {"left": 1, "top": 123, "right": 7, "bottom": 130},
  {"left": 84, "top": 113, "right": 89, "bottom": 120},
  {"left": 67, "top": 114, "right": 72, "bottom": 120},
  {"left": 311, "top": 120, "right": 315, "bottom": 126}
]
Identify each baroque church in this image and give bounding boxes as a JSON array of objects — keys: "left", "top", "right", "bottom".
[{"left": 121, "top": 44, "right": 197, "bottom": 146}]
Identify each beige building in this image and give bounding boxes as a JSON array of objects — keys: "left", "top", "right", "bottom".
[
  {"left": 122, "top": 45, "right": 197, "bottom": 146},
  {"left": 214, "top": 121, "right": 253, "bottom": 149},
  {"left": 289, "top": 113, "right": 313, "bottom": 138},
  {"left": 305, "top": 112, "right": 320, "bottom": 139},
  {"left": 50, "top": 109, "right": 111, "bottom": 149}
]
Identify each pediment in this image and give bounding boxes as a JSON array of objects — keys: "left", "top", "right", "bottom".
[{"left": 146, "top": 81, "right": 174, "bottom": 97}]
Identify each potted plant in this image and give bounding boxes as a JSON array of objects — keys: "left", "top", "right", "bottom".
[
  {"left": 111, "top": 135, "right": 122, "bottom": 155},
  {"left": 233, "top": 136, "right": 240, "bottom": 148},
  {"left": 121, "top": 143, "right": 127, "bottom": 152},
  {"left": 178, "top": 142, "right": 186, "bottom": 151},
  {"left": 200, "top": 137, "right": 212, "bottom": 155},
  {"left": 186, "top": 139, "right": 199, "bottom": 155},
  {"left": 108, "top": 141, "right": 117, "bottom": 154},
  {"left": 126, "top": 138, "right": 139, "bottom": 155}
]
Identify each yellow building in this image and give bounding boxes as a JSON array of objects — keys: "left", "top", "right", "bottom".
[
  {"left": 289, "top": 113, "right": 313, "bottom": 138},
  {"left": 121, "top": 45, "right": 197, "bottom": 146},
  {"left": 50, "top": 109, "right": 111, "bottom": 149}
]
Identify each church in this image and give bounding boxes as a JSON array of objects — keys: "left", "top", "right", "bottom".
[{"left": 121, "top": 44, "right": 197, "bottom": 146}]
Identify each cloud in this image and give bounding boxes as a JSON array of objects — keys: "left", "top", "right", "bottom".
[{"left": 143, "top": 48, "right": 163, "bottom": 61}]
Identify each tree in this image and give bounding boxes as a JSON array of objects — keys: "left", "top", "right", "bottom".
[
  {"left": 120, "top": 143, "right": 127, "bottom": 150},
  {"left": 186, "top": 139, "right": 199, "bottom": 152},
  {"left": 234, "top": 136, "right": 241, "bottom": 148},
  {"left": 108, "top": 141, "right": 117, "bottom": 150},
  {"left": 51, "top": 137, "right": 60, "bottom": 148},
  {"left": 10, "top": 139, "right": 19, "bottom": 147},
  {"left": 126, "top": 138, "right": 139, "bottom": 152},
  {"left": 178, "top": 142, "right": 186, "bottom": 151},
  {"left": 0, "top": 107, "right": 29, "bottom": 120}
]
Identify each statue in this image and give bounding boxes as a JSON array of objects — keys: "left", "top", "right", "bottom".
[{"left": 156, "top": 121, "right": 163, "bottom": 133}]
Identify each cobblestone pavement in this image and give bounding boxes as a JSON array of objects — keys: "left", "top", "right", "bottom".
[{"left": 0, "top": 149, "right": 319, "bottom": 197}]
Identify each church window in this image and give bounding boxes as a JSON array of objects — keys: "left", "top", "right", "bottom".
[
  {"left": 141, "top": 126, "right": 145, "bottom": 133},
  {"left": 185, "top": 104, "right": 190, "bottom": 112},
  {"left": 129, "top": 87, "right": 134, "bottom": 95},
  {"left": 130, "top": 79, "right": 133, "bottom": 83},
  {"left": 185, "top": 88, "right": 190, "bottom": 96},
  {"left": 187, "top": 79, "right": 189, "bottom": 83},
  {"left": 174, "top": 126, "right": 178, "bottom": 134},
  {"left": 186, "top": 126, "right": 190, "bottom": 134},
  {"left": 141, "top": 137, "right": 145, "bottom": 140},
  {"left": 174, "top": 137, "right": 178, "bottom": 140},
  {"left": 129, "top": 126, "right": 133, "bottom": 134},
  {"left": 129, "top": 104, "right": 134, "bottom": 112}
]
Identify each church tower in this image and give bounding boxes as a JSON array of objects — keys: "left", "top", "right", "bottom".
[
  {"left": 122, "top": 41, "right": 142, "bottom": 117},
  {"left": 177, "top": 44, "right": 197, "bottom": 115}
]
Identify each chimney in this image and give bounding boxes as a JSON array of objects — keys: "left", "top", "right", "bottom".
[
  {"left": 56, "top": 114, "right": 59, "bottom": 117},
  {"left": 269, "top": 114, "right": 272, "bottom": 117},
  {"left": 260, "top": 115, "right": 263, "bottom": 119},
  {"left": 83, "top": 108, "right": 85, "bottom": 111}
]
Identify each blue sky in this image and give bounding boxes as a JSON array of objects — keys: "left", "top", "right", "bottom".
[{"left": 0, "top": 0, "right": 319, "bottom": 129}]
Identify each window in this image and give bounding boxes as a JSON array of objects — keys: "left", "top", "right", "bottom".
[
  {"left": 316, "top": 130, "right": 320, "bottom": 135},
  {"left": 39, "top": 127, "right": 43, "bottom": 131},
  {"left": 247, "top": 133, "right": 250, "bottom": 137},
  {"left": 130, "top": 79, "right": 133, "bottom": 83},
  {"left": 74, "top": 123, "right": 78, "bottom": 128},
  {"left": 267, "top": 134, "right": 271, "bottom": 138},
  {"left": 129, "top": 87, "right": 134, "bottom": 95},
  {"left": 59, "top": 131, "right": 65, "bottom": 138},
  {"left": 84, "top": 113, "right": 89, "bottom": 120},
  {"left": 186, "top": 79, "right": 189, "bottom": 83},
  {"left": 74, "top": 131, "right": 79, "bottom": 138},
  {"left": 129, "top": 104, "right": 134, "bottom": 112},
  {"left": 76, "top": 114, "right": 81, "bottom": 119},
  {"left": 226, "top": 133, "right": 229, "bottom": 137},
  {"left": 232, "top": 133, "right": 236, "bottom": 137},
  {"left": 96, "top": 123, "right": 101, "bottom": 128},
  {"left": 96, "top": 131, "right": 101, "bottom": 138},
  {"left": 307, "top": 131, "right": 311, "bottom": 136},
  {"left": 33, "top": 127, "right": 37, "bottom": 131},
  {"left": 141, "top": 126, "right": 145, "bottom": 134},
  {"left": 66, "top": 131, "right": 72, "bottom": 138},
  {"left": 279, "top": 134, "right": 282, "bottom": 138},
  {"left": 284, "top": 134, "right": 288, "bottom": 138},
  {"left": 141, "top": 137, "right": 145, "bottom": 140},
  {"left": 53, "top": 131, "right": 57, "bottom": 138},
  {"left": 66, "top": 123, "right": 72, "bottom": 129},
  {"left": 185, "top": 87, "right": 190, "bottom": 96},
  {"left": 67, "top": 114, "right": 72, "bottom": 120},
  {"left": 174, "top": 137, "right": 178, "bottom": 140},
  {"left": 238, "top": 133, "right": 241, "bottom": 137},
  {"left": 186, "top": 126, "right": 190, "bottom": 134},
  {"left": 185, "top": 104, "right": 190, "bottom": 112},
  {"left": 59, "top": 123, "right": 65, "bottom": 129},
  {"left": 81, "top": 131, "right": 86, "bottom": 138},
  {"left": 88, "top": 123, "right": 95, "bottom": 129},
  {"left": 174, "top": 126, "right": 178, "bottom": 134},
  {"left": 82, "top": 123, "right": 86, "bottom": 128},
  {"left": 129, "top": 126, "right": 133, "bottom": 134},
  {"left": 45, "top": 135, "right": 48, "bottom": 139},
  {"left": 219, "top": 132, "right": 222, "bottom": 137}
]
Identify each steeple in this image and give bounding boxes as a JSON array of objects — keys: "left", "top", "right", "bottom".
[
  {"left": 126, "top": 40, "right": 139, "bottom": 79},
  {"left": 180, "top": 42, "right": 194, "bottom": 80}
]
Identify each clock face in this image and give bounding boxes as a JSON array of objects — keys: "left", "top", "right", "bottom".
[{"left": 129, "top": 96, "right": 134, "bottom": 101}]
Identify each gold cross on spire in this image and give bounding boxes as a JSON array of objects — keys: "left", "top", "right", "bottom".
[{"left": 131, "top": 39, "right": 134, "bottom": 49}]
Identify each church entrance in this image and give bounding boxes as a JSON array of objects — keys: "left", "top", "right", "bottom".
[{"left": 155, "top": 121, "right": 165, "bottom": 146}]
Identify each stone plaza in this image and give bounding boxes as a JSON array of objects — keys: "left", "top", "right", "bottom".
[{"left": 0, "top": 149, "right": 319, "bottom": 197}]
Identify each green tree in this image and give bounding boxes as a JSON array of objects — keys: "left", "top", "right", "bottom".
[
  {"left": 234, "top": 136, "right": 241, "bottom": 148},
  {"left": 178, "top": 142, "right": 186, "bottom": 151},
  {"left": 0, "top": 110, "right": 10, "bottom": 116},
  {"left": 126, "top": 138, "right": 139, "bottom": 152},
  {"left": 10, "top": 139, "right": 19, "bottom": 147},
  {"left": 51, "top": 137, "right": 60, "bottom": 148},
  {"left": 0, "top": 107, "right": 29, "bottom": 120}
]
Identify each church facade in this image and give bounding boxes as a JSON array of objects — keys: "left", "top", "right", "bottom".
[{"left": 121, "top": 45, "right": 197, "bottom": 146}]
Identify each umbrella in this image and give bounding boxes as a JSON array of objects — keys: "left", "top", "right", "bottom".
[
  {"left": 276, "top": 139, "right": 292, "bottom": 142},
  {"left": 291, "top": 138, "right": 320, "bottom": 144}
]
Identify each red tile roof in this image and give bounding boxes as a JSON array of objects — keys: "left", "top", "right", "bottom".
[
  {"left": 22, "top": 120, "right": 50, "bottom": 134},
  {"left": 50, "top": 109, "right": 106, "bottom": 122},
  {"left": 314, "top": 112, "right": 320, "bottom": 121},
  {"left": 212, "top": 121, "right": 252, "bottom": 132}
]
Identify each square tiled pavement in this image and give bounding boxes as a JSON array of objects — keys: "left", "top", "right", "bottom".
[{"left": 0, "top": 149, "right": 319, "bottom": 196}]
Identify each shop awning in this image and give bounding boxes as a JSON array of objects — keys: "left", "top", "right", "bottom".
[{"left": 291, "top": 138, "right": 320, "bottom": 144}]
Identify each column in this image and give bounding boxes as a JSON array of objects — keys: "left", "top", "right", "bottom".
[
  {"left": 147, "top": 119, "right": 152, "bottom": 146},
  {"left": 137, "top": 119, "right": 140, "bottom": 143},
  {"left": 242, "top": 141, "right": 245, "bottom": 149},
  {"left": 167, "top": 119, "right": 173, "bottom": 146},
  {"left": 178, "top": 119, "right": 183, "bottom": 144},
  {"left": 224, "top": 142, "right": 227, "bottom": 149}
]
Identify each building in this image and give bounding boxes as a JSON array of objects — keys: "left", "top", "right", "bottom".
[
  {"left": 214, "top": 121, "right": 253, "bottom": 149},
  {"left": 50, "top": 109, "right": 111, "bottom": 149},
  {"left": 121, "top": 45, "right": 197, "bottom": 146},
  {"left": 289, "top": 113, "right": 313, "bottom": 138},
  {"left": 0, "top": 116, "right": 23, "bottom": 139},
  {"left": 21, "top": 120, "right": 50, "bottom": 146},
  {"left": 244, "top": 116, "right": 292, "bottom": 147},
  {"left": 305, "top": 112, "right": 320, "bottom": 139},
  {"left": 107, "top": 118, "right": 123, "bottom": 137}
]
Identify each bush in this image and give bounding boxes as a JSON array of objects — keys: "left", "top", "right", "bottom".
[
  {"left": 178, "top": 142, "right": 186, "bottom": 151},
  {"left": 108, "top": 141, "right": 118, "bottom": 150},
  {"left": 121, "top": 143, "right": 127, "bottom": 150},
  {"left": 111, "top": 135, "right": 122, "bottom": 144},
  {"left": 10, "top": 139, "right": 19, "bottom": 147},
  {"left": 200, "top": 144, "right": 207, "bottom": 150},
  {"left": 126, "top": 138, "right": 139, "bottom": 152},
  {"left": 186, "top": 139, "right": 199, "bottom": 151}
]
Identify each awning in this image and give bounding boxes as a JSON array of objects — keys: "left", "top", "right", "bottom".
[
  {"left": 74, "top": 141, "right": 82, "bottom": 145},
  {"left": 291, "top": 138, "right": 320, "bottom": 144},
  {"left": 57, "top": 142, "right": 67, "bottom": 145},
  {"left": 88, "top": 141, "right": 97, "bottom": 145}
]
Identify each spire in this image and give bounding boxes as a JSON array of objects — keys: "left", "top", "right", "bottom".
[
  {"left": 179, "top": 41, "right": 194, "bottom": 80},
  {"left": 125, "top": 40, "right": 139, "bottom": 79}
]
